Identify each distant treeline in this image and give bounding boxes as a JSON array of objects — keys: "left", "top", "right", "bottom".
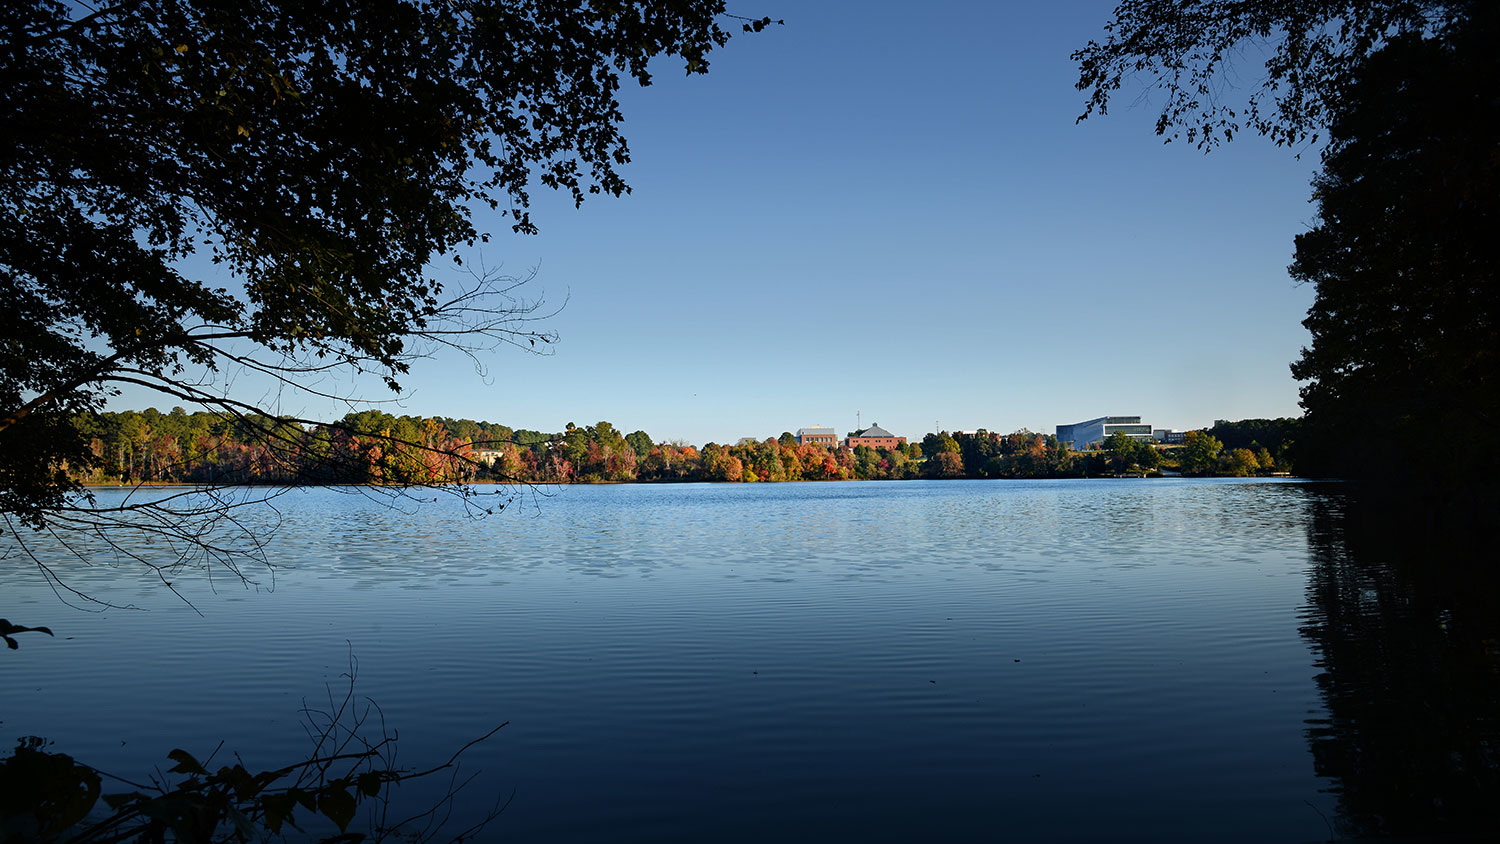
[{"left": 68, "top": 409, "right": 1303, "bottom": 486}]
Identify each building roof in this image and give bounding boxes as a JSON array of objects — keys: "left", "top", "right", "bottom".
[
  {"left": 852, "top": 423, "right": 896, "bottom": 438},
  {"left": 797, "top": 426, "right": 836, "bottom": 437}
]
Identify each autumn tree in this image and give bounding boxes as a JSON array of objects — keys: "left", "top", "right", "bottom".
[
  {"left": 2, "top": 1, "right": 774, "bottom": 588},
  {"left": 924, "top": 451, "right": 965, "bottom": 479},
  {"left": 883, "top": 447, "right": 915, "bottom": 479},
  {"left": 1256, "top": 448, "right": 1275, "bottom": 473},
  {"left": 1222, "top": 448, "right": 1261, "bottom": 477}
]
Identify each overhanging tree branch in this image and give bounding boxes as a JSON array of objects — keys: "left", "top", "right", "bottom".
[{"left": 2, "top": 0, "right": 771, "bottom": 595}]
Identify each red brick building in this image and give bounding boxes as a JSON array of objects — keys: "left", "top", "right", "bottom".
[{"left": 845, "top": 423, "right": 906, "bottom": 450}]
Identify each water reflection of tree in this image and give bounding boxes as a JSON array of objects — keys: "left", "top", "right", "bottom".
[
  {"left": 0, "top": 653, "right": 507, "bottom": 842},
  {"left": 1301, "top": 492, "right": 1500, "bottom": 839}
]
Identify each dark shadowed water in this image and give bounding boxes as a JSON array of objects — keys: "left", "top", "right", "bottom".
[{"left": 3, "top": 479, "right": 1496, "bottom": 841}]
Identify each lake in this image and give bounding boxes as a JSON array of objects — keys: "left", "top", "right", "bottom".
[{"left": 3, "top": 479, "right": 1496, "bottom": 841}]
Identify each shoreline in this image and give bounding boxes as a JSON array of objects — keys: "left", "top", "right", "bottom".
[{"left": 78, "top": 473, "right": 1310, "bottom": 489}]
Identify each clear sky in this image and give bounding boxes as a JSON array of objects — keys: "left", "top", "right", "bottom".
[{"left": 125, "top": 1, "right": 1326, "bottom": 445}]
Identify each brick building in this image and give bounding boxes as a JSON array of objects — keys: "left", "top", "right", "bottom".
[{"left": 845, "top": 423, "right": 906, "bottom": 450}]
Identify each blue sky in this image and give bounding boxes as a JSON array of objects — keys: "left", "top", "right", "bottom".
[{"left": 127, "top": 2, "right": 1326, "bottom": 445}]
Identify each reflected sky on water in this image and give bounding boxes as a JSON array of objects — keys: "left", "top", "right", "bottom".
[{"left": 4, "top": 479, "right": 1493, "bottom": 841}]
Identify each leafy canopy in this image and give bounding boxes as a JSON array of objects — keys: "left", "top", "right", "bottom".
[
  {"left": 1075, "top": 0, "right": 1496, "bottom": 494},
  {"left": 1074, "top": 1, "right": 1466, "bottom": 149},
  {"left": 1289, "top": 7, "right": 1498, "bottom": 480},
  {"left": 1, "top": 1, "right": 770, "bottom": 529}
]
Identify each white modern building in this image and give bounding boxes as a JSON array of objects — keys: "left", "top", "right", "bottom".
[{"left": 1056, "top": 416, "right": 1155, "bottom": 450}]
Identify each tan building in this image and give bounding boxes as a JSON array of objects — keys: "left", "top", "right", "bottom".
[
  {"left": 796, "top": 426, "right": 839, "bottom": 447},
  {"left": 845, "top": 423, "right": 906, "bottom": 450}
]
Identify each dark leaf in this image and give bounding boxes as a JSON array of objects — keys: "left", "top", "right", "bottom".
[
  {"left": 318, "top": 787, "right": 357, "bottom": 832},
  {"left": 165, "top": 748, "right": 207, "bottom": 776}
]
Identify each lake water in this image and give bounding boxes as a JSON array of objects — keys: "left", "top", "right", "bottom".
[{"left": 3, "top": 479, "right": 1496, "bottom": 841}]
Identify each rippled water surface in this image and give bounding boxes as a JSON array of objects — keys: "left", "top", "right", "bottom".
[{"left": 2, "top": 480, "right": 1376, "bottom": 840}]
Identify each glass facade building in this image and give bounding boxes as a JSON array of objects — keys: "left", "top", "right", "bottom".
[{"left": 1056, "top": 416, "right": 1155, "bottom": 450}]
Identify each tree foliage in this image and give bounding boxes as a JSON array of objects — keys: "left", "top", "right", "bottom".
[
  {"left": 1, "top": 1, "right": 769, "bottom": 569},
  {"left": 1101, "top": 431, "right": 1159, "bottom": 474},
  {"left": 54, "top": 409, "right": 1318, "bottom": 487},
  {"left": 0, "top": 658, "right": 507, "bottom": 842},
  {"left": 1208, "top": 417, "right": 1299, "bottom": 453},
  {"left": 1078, "top": 0, "right": 1496, "bottom": 497},
  {"left": 920, "top": 431, "right": 960, "bottom": 459},
  {"left": 1289, "top": 7, "right": 1498, "bottom": 483},
  {"left": 1074, "top": 0, "right": 1467, "bottom": 149},
  {"left": 60, "top": 411, "right": 1231, "bottom": 485}
]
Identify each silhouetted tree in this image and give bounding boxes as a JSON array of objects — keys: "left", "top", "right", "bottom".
[
  {"left": 1208, "top": 418, "right": 1300, "bottom": 466},
  {"left": 1, "top": 1, "right": 773, "bottom": 590},
  {"left": 1301, "top": 494, "right": 1500, "bottom": 837},
  {"left": 1078, "top": 1, "right": 1495, "bottom": 497},
  {"left": 1289, "top": 9, "right": 1498, "bottom": 487},
  {"left": 1074, "top": 1, "right": 1472, "bottom": 149}
]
